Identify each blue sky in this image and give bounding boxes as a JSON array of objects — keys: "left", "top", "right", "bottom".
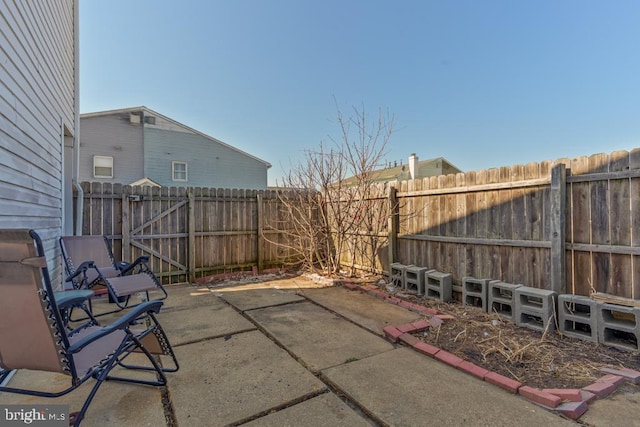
[{"left": 80, "top": 1, "right": 640, "bottom": 185}]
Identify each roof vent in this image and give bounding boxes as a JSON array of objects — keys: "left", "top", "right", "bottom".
[
  {"left": 144, "top": 116, "right": 156, "bottom": 125},
  {"left": 129, "top": 113, "right": 141, "bottom": 124}
]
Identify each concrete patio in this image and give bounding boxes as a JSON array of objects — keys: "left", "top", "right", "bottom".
[{"left": 1, "top": 275, "right": 636, "bottom": 426}]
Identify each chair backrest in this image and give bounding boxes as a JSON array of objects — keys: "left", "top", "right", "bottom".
[
  {"left": 60, "top": 235, "right": 116, "bottom": 275},
  {"left": 0, "top": 229, "right": 70, "bottom": 375}
]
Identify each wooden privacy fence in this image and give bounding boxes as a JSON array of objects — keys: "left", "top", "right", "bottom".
[
  {"left": 78, "top": 148, "right": 640, "bottom": 299},
  {"left": 376, "top": 149, "right": 640, "bottom": 300},
  {"left": 76, "top": 183, "right": 295, "bottom": 284}
]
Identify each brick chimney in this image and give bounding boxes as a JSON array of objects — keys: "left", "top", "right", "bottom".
[{"left": 408, "top": 153, "right": 419, "bottom": 179}]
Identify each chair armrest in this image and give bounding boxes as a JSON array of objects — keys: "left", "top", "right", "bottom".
[
  {"left": 119, "top": 255, "right": 150, "bottom": 275},
  {"left": 54, "top": 290, "right": 94, "bottom": 309},
  {"left": 65, "top": 260, "right": 95, "bottom": 283},
  {"left": 67, "top": 300, "right": 164, "bottom": 353}
]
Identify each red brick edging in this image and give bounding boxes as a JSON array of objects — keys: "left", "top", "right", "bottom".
[{"left": 345, "top": 282, "right": 639, "bottom": 421}]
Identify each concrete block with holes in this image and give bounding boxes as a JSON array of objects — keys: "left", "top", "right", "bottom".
[
  {"left": 514, "top": 286, "right": 557, "bottom": 332},
  {"left": 425, "top": 271, "right": 452, "bottom": 302},
  {"left": 462, "top": 277, "right": 490, "bottom": 312},
  {"left": 488, "top": 281, "right": 522, "bottom": 321},
  {"left": 558, "top": 294, "right": 598, "bottom": 343},
  {"left": 390, "top": 263, "right": 407, "bottom": 288},
  {"left": 597, "top": 302, "right": 640, "bottom": 352},
  {"left": 404, "top": 265, "right": 430, "bottom": 295}
]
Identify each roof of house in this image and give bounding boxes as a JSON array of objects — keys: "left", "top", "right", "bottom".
[
  {"left": 129, "top": 177, "right": 162, "bottom": 187},
  {"left": 81, "top": 106, "right": 271, "bottom": 168},
  {"left": 340, "top": 156, "right": 462, "bottom": 186}
]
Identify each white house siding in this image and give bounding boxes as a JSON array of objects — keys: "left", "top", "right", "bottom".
[
  {"left": 79, "top": 113, "right": 145, "bottom": 184},
  {"left": 144, "top": 127, "right": 268, "bottom": 189},
  {"left": 0, "top": 0, "right": 78, "bottom": 287}
]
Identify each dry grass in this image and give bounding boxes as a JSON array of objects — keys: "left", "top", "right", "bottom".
[{"left": 412, "top": 298, "right": 639, "bottom": 389}]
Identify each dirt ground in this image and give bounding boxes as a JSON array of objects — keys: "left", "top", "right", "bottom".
[{"left": 392, "top": 287, "right": 640, "bottom": 390}]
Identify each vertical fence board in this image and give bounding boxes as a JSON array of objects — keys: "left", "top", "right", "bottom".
[
  {"left": 631, "top": 149, "right": 640, "bottom": 300},
  {"left": 511, "top": 165, "right": 526, "bottom": 285},
  {"left": 589, "top": 153, "right": 611, "bottom": 294},
  {"left": 570, "top": 156, "right": 592, "bottom": 295},
  {"left": 475, "top": 170, "right": 490, "bottom": 278},
  {"left": 609, "top": 151, "right": 631, "bottom": 297}
]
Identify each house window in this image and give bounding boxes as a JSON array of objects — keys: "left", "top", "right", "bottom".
[
  {"left": 93, "top": 156, "right": 113, "bottom": 178},
  {"left": 172, "top": 161, "right": 188, "bottom": 181}
]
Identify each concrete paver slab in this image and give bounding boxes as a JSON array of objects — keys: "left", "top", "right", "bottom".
[
  {"left": 303, "top": 286, "right": 422, "bottom": 335},
  {"left": 580, "top": 387, "right": 640, "bottom": 427},
  {"left": 322, "top": 347, "right": 574, "bottom": 426},
  {"left": 158, "top": 295, "right": 256, "bottom": 346},
  {"left": 247, "top": 301, "right": 394, "bottom": 372},
  {"left": 218, "top": 287, "right": 305, "bottom": 311},
  {"left": 242, "top": 392, "right": 372, "bottom": 427},
  {"left": 160, "top": 284, "right": 226, "bottom": 311},
  {"left": 171, "top": 330, "right": 327, "bottom": 426},
  {"left": 0, "top": 367, "right": 166, "bottom": 426}
]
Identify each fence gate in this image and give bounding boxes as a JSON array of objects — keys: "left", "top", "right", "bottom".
[{"left": 121, "top": 187, "right": 190, "bottom": 284}]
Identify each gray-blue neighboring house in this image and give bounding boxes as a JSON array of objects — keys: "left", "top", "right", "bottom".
[{"left": 79, "top": 106, "right": 271, "bottom": 190}]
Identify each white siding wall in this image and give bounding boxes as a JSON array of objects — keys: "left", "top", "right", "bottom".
[{"left": 0, "top": 0, "right": 78, "bottom": 286}]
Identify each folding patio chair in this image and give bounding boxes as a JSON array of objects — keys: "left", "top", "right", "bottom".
[
  {"left": 60, "top": 235, "right": 167, "bottom": 312},
  {"left": 0, "top": 229, "right": 179, "bottom": 426}
]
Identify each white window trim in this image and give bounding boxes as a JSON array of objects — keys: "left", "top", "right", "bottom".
[
  {"left": 93, "top": 155, "right": 113, "bottom": 178},
  {"left": 172, "top": 161, "right": 188, "bottom": 182}
]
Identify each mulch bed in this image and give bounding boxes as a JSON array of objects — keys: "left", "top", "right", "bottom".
[{"left": 398, "top": 291, "right": 640, "bottom": 390}]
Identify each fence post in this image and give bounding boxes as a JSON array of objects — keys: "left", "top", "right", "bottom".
[
  {"left": 387, "top": 185, "right": 398, "bottom": 274},
  {"left": 122, "top": 193, "right": 131, "bottom": 262},
  {"left": 256, "top": 193, "right": 264, "bottom": 273},
  {"left": 188, "top": 189, "right": 195, "bottom": 284},
  {"left": 550, "top": 163, "right": 566, "bottom": 294}
]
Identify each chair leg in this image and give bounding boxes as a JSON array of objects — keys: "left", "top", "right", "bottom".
[
  {"left": 73, "top": 342, "right": 124, "bottom": 427},
  {"left": 105, "top": 336, "right": 168, "bottom": 386},
  {"left": 115, "top": 318, "right": 179, "bottom": 373}
]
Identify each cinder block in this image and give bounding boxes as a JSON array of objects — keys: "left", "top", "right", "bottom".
[
  {"left": 597, "top": 303, "right": 640, "bottom": 352},
  {"left": 404, "top": 265, "right": 429, "bottom": 295},
  {"left": 390, "top": 262, "right": 406, "bottom": 288},
  {"left": 558, "top": 294, "right": 598, "bottom": 343},
  {"left": 425, "top": 271, "right": 452, "bottom": 302},
  {"left": 462, "top": 277, "right": 490, "bottom": 312},
  {"left": 514, "top": 287, "right": 557, "bottom": 332},
  {"left": 488, "top": 281, "right": 522, "bottom": 321}
]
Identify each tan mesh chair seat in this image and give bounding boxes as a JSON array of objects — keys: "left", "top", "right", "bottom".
[
  {"left": 107, "top": 273, "right": 159, "bottom": 297},
  {"left": 60, "top": 235, "right": 167, "bottom": 312},
  {"left": 67, "top": 326, "right": 127, "bottom": 376}
]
